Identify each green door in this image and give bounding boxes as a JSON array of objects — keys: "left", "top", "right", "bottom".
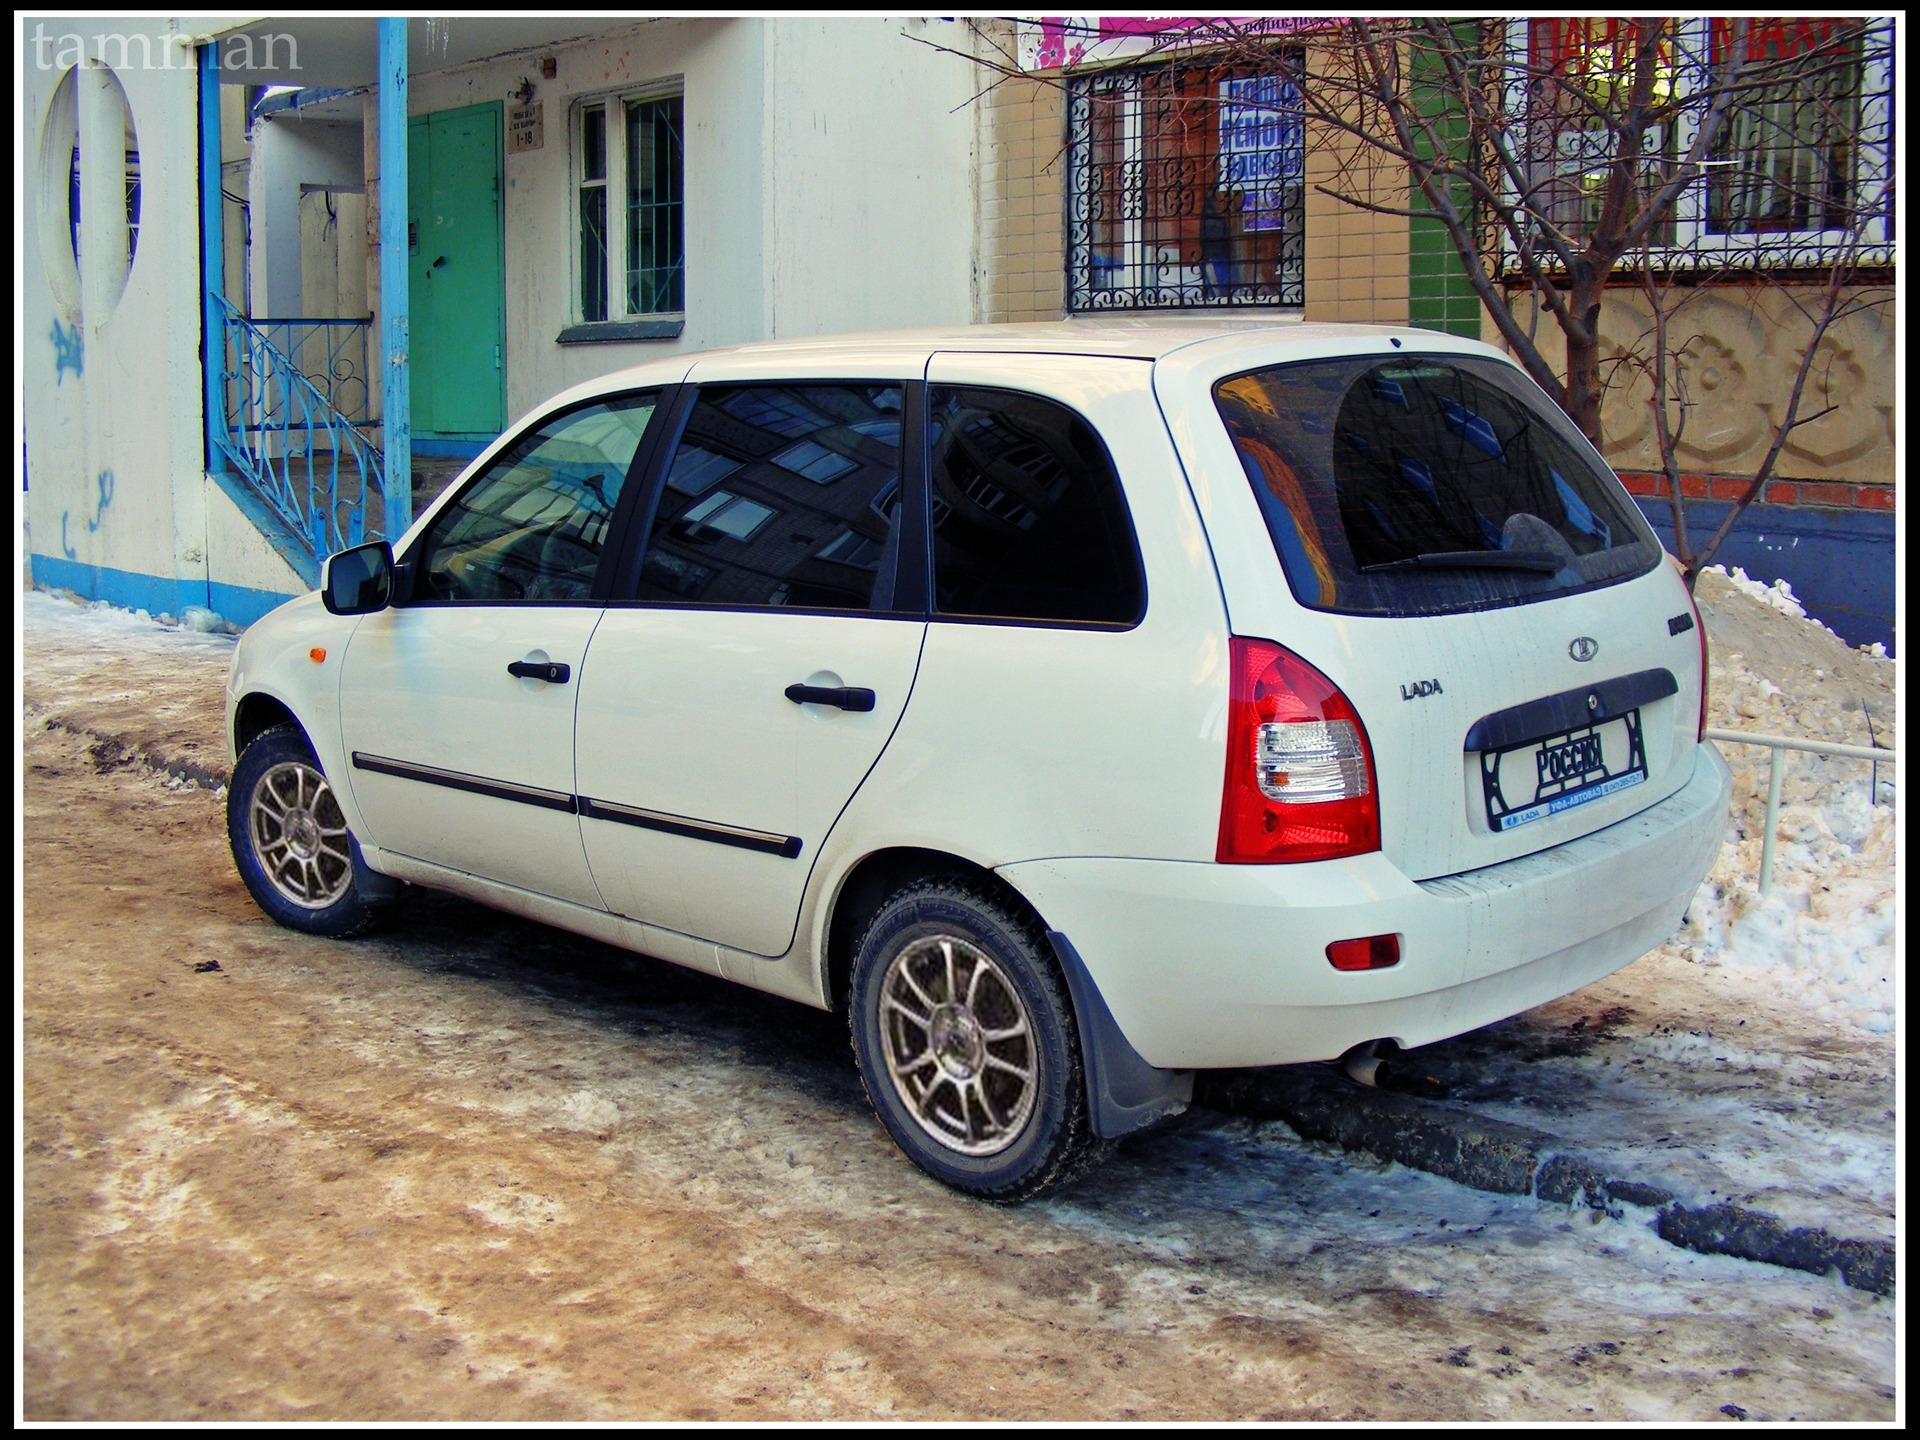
[{"left": 408, "top": 102, "right": 505, "bottom": 438}]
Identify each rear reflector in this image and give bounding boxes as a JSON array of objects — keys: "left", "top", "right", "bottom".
[{"left": 1327, "top": 934, "right": 1401, "bottom": 971}]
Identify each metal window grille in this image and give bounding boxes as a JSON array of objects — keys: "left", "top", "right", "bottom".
[
  {"left": 1706, "top": 19, "right": 1865, "bottom": 238},
  {"left": 626, "top": 94, "right": 685, "bottom": 315},
  {"left": 1509, "top": 17, "right": 1893, "bottom": 273},
  {"left": 1067, "top": 56, "right": 1305, "bottom": 311}
]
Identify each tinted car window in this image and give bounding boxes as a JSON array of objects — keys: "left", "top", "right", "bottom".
[
  {"left": 633, "top": 384, "right": 907, "bottom": 611},
  {"left": 413, "top": 394, "right": 658, "bottom": 602},
  {"left": 1213, "top": 356, "right": 1658, "bottom": 618},
  {"left": 928, "top": 386, "right": 1144, "bottom": 626}
]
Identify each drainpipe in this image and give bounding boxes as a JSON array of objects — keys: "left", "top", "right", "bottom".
[
  {"left": 200, "top": 43, "right": 226, "bottom": 478},
  {"left": 378, "top": 16, "right": 411, "bottom": 542}
]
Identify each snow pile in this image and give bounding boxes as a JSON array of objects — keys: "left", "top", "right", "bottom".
[
  {"left": 1671, "top": 568, "right": 1898, "bottom": 1035},
  {"left": 22, "top": 588, "right": 242, "bottom": 656},
  {"left": 1715, "top": 564, "right": 1810, "bottom": 622}
]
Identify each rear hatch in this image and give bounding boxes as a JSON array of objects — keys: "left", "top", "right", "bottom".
[{"left": 1165, "top": 341, "right": 1705, "bottom": 882}]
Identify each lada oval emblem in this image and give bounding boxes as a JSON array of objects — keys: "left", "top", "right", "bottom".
[{"left": 1569, "top": 636, "right": 1599, "bottom": 662}]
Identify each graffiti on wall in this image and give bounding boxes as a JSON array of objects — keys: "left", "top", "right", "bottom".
[
  {"left": 60, "top": 470, "right": 115, "bottom": 559},
  {"left": 51, "top": 318, "right": 84, "bottom": 385}
]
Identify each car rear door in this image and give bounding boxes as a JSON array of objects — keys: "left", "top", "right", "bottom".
[
  {"left": 572, "top": 365, "right": 927, "bottom": 955},
  {"left": 337, "top": 390, "right": 662, "bottom": 907},
  {"left": 1156, "top": 337, "right": 1706, "bottom": 882}
]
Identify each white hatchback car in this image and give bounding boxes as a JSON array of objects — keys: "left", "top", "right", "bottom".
[{"left": 226, "top": 320, "right": 1730, "bottom": 1200}]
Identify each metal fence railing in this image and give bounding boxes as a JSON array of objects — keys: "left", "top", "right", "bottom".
[
  {"left": 212, "top": 294, "right": 387, "bottom": 581},
  {"left": 1704, "top": 728, "right": 1896, "bottom": 895}
]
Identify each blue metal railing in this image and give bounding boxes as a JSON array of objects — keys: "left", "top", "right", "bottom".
[
  {"left": 250, "top": 316, "right": 376, "bottom": 425},
  {"left": 213, "top": 294, "right": 387, "bottom": 571}
]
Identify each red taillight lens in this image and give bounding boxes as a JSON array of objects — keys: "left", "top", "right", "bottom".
[
  {"left": 1685, "top": 580, "right": 1709, "bottom": 742},
  {"left": 1327, "top": 934, "right": 1401, "bottom": 971},
  {"left": 1217, "top": 636, "right": 1381, "bottom": 864}
]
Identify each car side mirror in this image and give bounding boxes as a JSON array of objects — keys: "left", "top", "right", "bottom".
[{"left": 321, "top": 540, "right": 395, "bottom": 615}]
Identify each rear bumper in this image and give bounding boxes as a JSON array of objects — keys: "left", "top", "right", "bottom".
[{"left": 999, "top": 741, "right": 1732, "bottom": 1068}]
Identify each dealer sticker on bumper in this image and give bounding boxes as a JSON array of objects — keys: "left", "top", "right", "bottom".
[{"left": 1480, "top": 710, "right": 1648, "bottom": 833}]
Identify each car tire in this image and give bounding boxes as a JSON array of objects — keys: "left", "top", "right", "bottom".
[
  {"left": 227, "top": 723, "right": 388, "bottom": 938},
  {"left": 849, "top": 878, "right": 1100, "bottom": 1202}
]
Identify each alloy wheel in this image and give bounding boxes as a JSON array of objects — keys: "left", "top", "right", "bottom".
[
  {"left": 248, "top": 760, "right": 355, "bottom": 910},
  {"left": 878, "top": 933, "right": 1039, "bottom": 1156}
]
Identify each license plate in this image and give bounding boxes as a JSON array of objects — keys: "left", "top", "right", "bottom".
[{"left": 1480, "top": 710, "right": 1647, "bottom": 832}]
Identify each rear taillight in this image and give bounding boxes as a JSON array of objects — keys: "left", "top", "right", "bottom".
[
  {"left": 1685, "top": 579, "right": 1708, "bottom": 742},
  {"left": 1217, "top": 637, "right": 1381, "bottom": 864}
]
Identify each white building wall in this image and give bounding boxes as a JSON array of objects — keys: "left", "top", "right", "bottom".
[
  {"left": 762, "top": 17, "right": 976, "bottom": 340},
  {"left": 248, "top": 115, "right": 364, "bottom": 318},
  {"left": 22, "top": 20, "right": 221, "bottom": 617}
]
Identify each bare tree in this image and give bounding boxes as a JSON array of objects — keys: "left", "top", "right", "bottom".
[{"left": 939, "top": 17, "right": 1894, "bottom": 584}]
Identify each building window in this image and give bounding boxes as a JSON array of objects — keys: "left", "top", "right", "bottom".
[
  {"left": 1515, "top": 17, "right": 1893, "bottom": 270},
  {"left": 574, "top": 86, "right": 685, "bottom": 323},
  {"left": 625, "top": 94, "right": 684, "bottom": 314},
  {"left": 1066, "top": 56, "right": 1305, "bottom": 311},
  {"left": 578, "top": 105, "right": 608, "bottom": 321},
  {"left": 1704, "top": 18, "right": 1871, "bottom": 239}
]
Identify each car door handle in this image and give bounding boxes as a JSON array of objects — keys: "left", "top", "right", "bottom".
[
  {"left": 784, "top": 683, "right": 875, "bottom": 712},
  {"left": 508, "top": 660, "right": 571, "bottom": 684}
]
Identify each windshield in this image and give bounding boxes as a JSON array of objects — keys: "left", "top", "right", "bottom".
[{"left": 1213, "top": 354, "right": 1659, "bottom": 618}]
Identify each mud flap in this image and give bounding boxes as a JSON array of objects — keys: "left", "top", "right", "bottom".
[
  {"left": 350, "top": 835, "right": 409, "bottom": 904},
  {"left": 1048, "top": 929, "right": 1193, "bottom": 1139}
]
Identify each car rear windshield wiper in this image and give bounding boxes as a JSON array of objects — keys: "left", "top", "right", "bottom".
[{"left": 1360, "top": 549, "right": 1566, "bottom": 575}]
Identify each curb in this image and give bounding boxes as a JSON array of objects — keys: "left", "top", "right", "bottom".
[
  {"left": 59, "top": 724, "right": 232, "bottom": 792},
  {"left": 1197, "top": 1067, "right": 1894, "bottom": 1297}
]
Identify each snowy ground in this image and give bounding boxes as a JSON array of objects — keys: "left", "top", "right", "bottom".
[{"left": 18, "top": 573, "right": 1901, "bottom": 1419}]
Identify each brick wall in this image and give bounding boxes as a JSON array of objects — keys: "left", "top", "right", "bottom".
[
  {"left": 1616, "top": 472, "right": 1896, "bottom": 513},
  {"left": 1301, "top": 97, "right": 1409, "bottom": 325},
  {"left": 978, "top": 71, "right": 1065, "bottom": 323}
]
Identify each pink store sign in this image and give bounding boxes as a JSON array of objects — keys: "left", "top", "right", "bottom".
[{"left": 1016, "top": 16, "right": 1346, "bottom": 71}]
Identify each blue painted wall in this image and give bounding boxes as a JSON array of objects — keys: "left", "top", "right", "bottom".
[
  {"left": 31, "top": 554, "right": 297, "bottom": 629},
  {"left": 1635, "top": 499, "right": 1897, "bottom": 656}
]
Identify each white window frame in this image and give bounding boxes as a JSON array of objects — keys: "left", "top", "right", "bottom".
[
  {"left": 570, "top": 77, "right": 685, "bottom": 325},
  {"left": 1502, "top": 17, "right": 1894, "bottom": 272}
]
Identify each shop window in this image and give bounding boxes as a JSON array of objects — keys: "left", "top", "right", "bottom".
[
  {"left": 1066, "top": 55, "right": 1305, "bottom": 310},
  {"left": 1517, "top": 17, "right": 1892, "bottom": 269}
]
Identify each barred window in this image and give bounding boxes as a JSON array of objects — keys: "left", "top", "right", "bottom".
[
  {"left": 1704, "top": 19, "right": 1869, "bottom": 238},
  {"left": 1515, "top": 17, "right": 1892, "bottom": 271},
  {"left": 573, "top": 86, "right": 685, "bottom": 323},
  {"left": 1067, "top": 56, "right": 1305, "bottom": 311}
]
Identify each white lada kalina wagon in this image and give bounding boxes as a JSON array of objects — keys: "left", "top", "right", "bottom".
[{"left": 225, "top": 320, "right": 1730, "bottom": 1201}]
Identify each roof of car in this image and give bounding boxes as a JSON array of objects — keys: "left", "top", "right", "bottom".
[
  {"left": 538, "top": 317, "right": 1503, "bottom": 415},
  {"left": 693, "top": 316, "right": 1451, "bottom": 362}
]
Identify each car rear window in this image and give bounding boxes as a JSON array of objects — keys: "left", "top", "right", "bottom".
[{"left": 1213, "top": 354, "right": 1659, "bottom": 618}]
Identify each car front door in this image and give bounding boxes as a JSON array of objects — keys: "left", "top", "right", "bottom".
[
  {"left": 338, "top": 391, "right": 661, "bottom": 907},
  {"left": 572, "top": 375, "right": 927, "bottom": 955}
]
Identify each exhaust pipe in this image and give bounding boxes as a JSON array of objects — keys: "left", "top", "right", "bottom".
[
  {"left": 1340, "top": 1039, "right": 1451, "bottom": 1098},
  {"left": 1343, "top": 1039, "right": 1385, "bottom": 1088}
]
